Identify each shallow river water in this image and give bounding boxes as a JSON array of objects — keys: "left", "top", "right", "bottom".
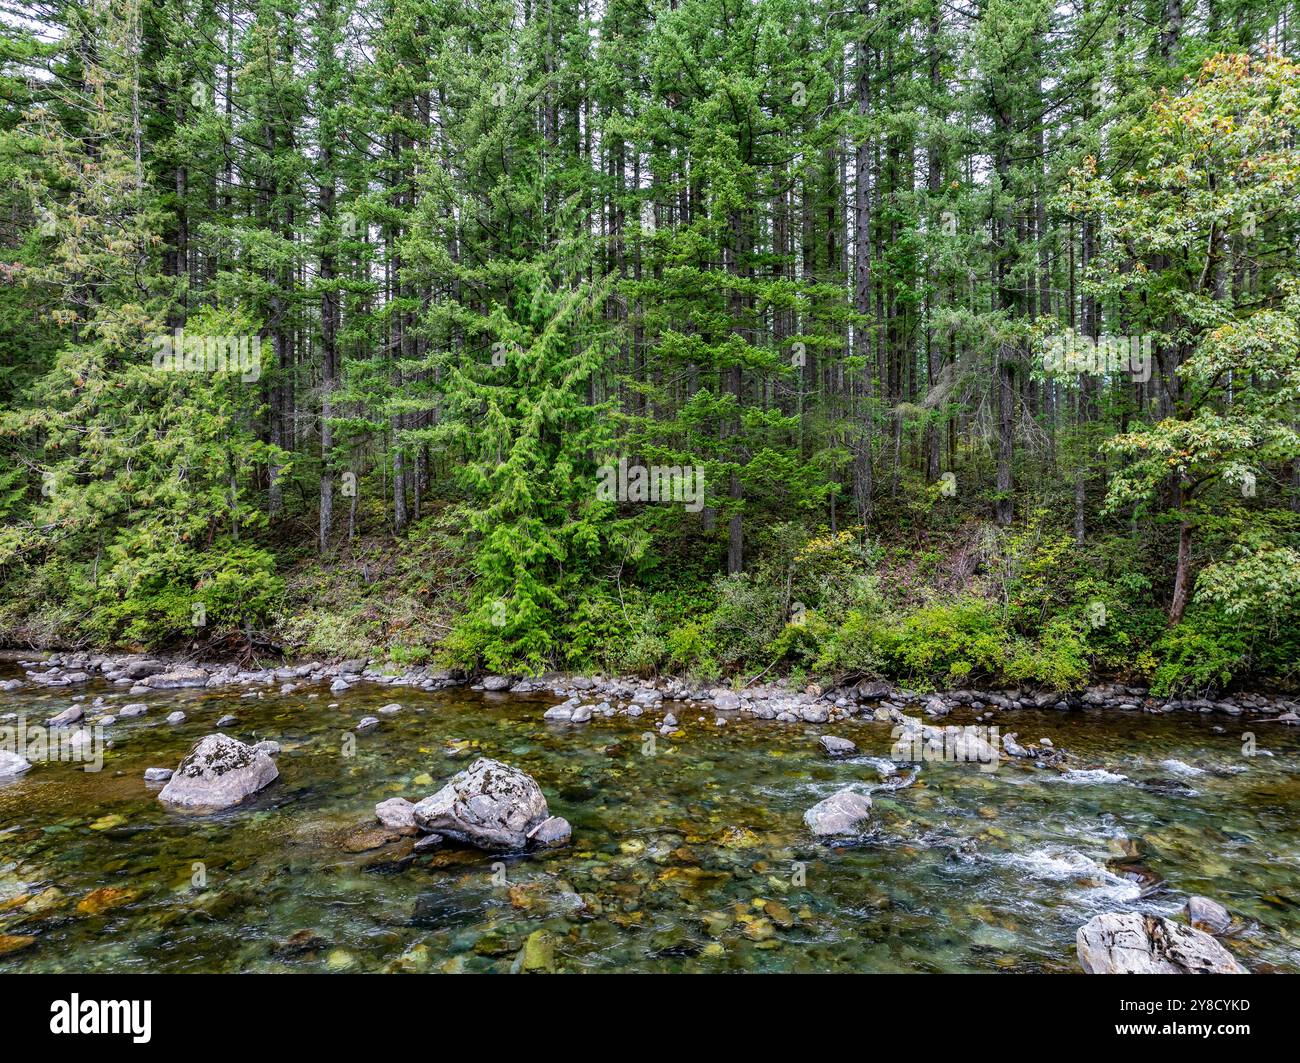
[{"left": 3, "top": 658, "right": 1300, "bottom": 973}]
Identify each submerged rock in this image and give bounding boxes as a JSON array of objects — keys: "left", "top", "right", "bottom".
[
  {"left": 412, "top": 757, "right": 554, "bottom": 851},
  {"left": 47, "top": 705, "right": 84, "bottom": 727},
  {"left": 341, "top": 828, "right": 401, "bottom": 853},
  {"left": 0, "top": 934, "right": 36, "bottom": 956},
  {"left": 157, "top": 733, "right": 279, "bottom": 810},
  {"left": 1186, "top": 895, "right": 1232, "bottom": 935},
  {"left": 76, "top": 886, "right": 142, "bottom": 916},
  {"left": 803, "top": 789, "right": 873, "bottom": 838},
  {"left": 413, "top": 832, "right": 445, "bottom": 852},
  {"left": 518, "top": 929, "right": 557, "bottom": 973},
  {"left": 1076, "top": 912, "right": 1247, "bottom": 974}
]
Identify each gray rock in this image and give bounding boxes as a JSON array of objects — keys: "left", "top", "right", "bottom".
[
  {"left": 329, "top": 680, "right": 350, "bottom": 693},
  {"left": 216, "top": 714, "right": 238, "bottom": 727},
  {"left": 375, "top": 797, "right": 417, "bottom": 830},
  {"left": 144, "top": 767, "right": 173, "bottom": 782},
  {"left": 1076, "top": 912, "right": 1247, "bottom": 974},
  {"left": 412, "top": 757, "right": 550, "bottom": 851},
  {"left": 924, "top": 697, "right": 950, "bottom": 718},
  {"left": 1186, "top": 896, "right": 1232, "bottom": 934},
  {"left": 48, "top": 705, "right": 84, "bottom": 727},
  {"left": 157, "top": 734, "right": 279, "bottom": 810},
  {"left": 413, "top": 832, "right": 445, "bottom": 852},
  {"left": 713, "top": 690, "right": 741, "bottom": 712},
  {"left": 355, "top": 716, "right": 379, "bottom": 734},
  {"left": 252, "top": 740, "right": 281, "bottom": 757},
  {"left": 0, "top": 749, "right": 32, "bottom": 777},
  {"left": 1002, "top": 732, "right": 1031, "bottom": 757},
  {"left": 119, "top": 703, "right": 148, "bottom": 718},
  {"left": 799, "top": 704, "right": 830, "bottom": 723},
  {"left": 820, "top": 735, "right": 857, "bottom": 757},
  {"left": 803, "top": 789, "right": 873, "bottom": 837},
  {"left": 543, "top": 705, "right": 573, "bottom": 722},
  {"left": 855, "top": 679, "right": 891, "bottom": 700},
  {"left": 378, "top": 703, "right": 402, "bottom": 715},
  {"left": 142, "top": 667, "right": 209, "bottom": 689},
  {"left": 166, "top": 711, "right": 186, "bottom": 725},
  {"left": 122, "top": 659, "right": 166, "bottom": 680},
  {"left": 526, "top": 815, "right": 572, "bottom": 849},
  {"left": 482, "top": 675, "right": 511, "bottom": 692},
  {"left": 570, "top": 705, "right": 593, "bottom": 723},
  {"left": 0, "top": 679, "right": 22, "bottom": 692}
]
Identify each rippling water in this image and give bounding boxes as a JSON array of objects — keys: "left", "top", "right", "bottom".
[{"left": 2, "top": 657, "right": 1299, "bottom": 973}]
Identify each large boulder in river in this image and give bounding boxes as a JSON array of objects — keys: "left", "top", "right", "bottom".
[
  {"left": 803, "top": 788, "right": 873, "bottom": 838},
  {"left": 1076, "top": 913, "right": 1247, "bottom": 974},
  {"left": 157, "top": 734, "right": 279, "bottom": 810},
  {"left": 412, "top": 757, "right": 551, "bottom": 851}
]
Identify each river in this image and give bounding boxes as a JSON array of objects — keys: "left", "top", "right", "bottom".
[{"left": 2, "top": 656, "right": 1299, "bottom": 972}]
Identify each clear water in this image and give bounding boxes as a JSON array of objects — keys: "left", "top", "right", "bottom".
[{"left": 2, "top": 659, "right": 1299, "bottom": 973}]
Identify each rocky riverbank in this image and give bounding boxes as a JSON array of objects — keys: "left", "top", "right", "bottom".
[{"left": 7, "top": 649, "right": 1299, "bottom": 728}]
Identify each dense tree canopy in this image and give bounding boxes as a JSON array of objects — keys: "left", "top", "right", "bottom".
[{"left": 1, "top": 0, "right": 1298, "bottom": 693}]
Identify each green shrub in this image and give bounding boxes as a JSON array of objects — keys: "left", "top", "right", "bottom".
[
  {"left": 664, "top": 619, "right": 720, "bottom": 680},
  {"left": 885, "top": 598, "right": 1009, "bottom": 688},
  {"left": 1150, "top": 611, "right": 1249, "bottom": 695},
  {"left": 812, "top": 608, "right": 891, "bottom": 681},
  {"left": 90, "top": 540, "right": 282, "bottom": 648},
  {"left": 705, "top": 573, "right": 785, "bottom": 671},
  {"left": 1006, "top": 616, "right": 1091, "bottom": 690}
]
